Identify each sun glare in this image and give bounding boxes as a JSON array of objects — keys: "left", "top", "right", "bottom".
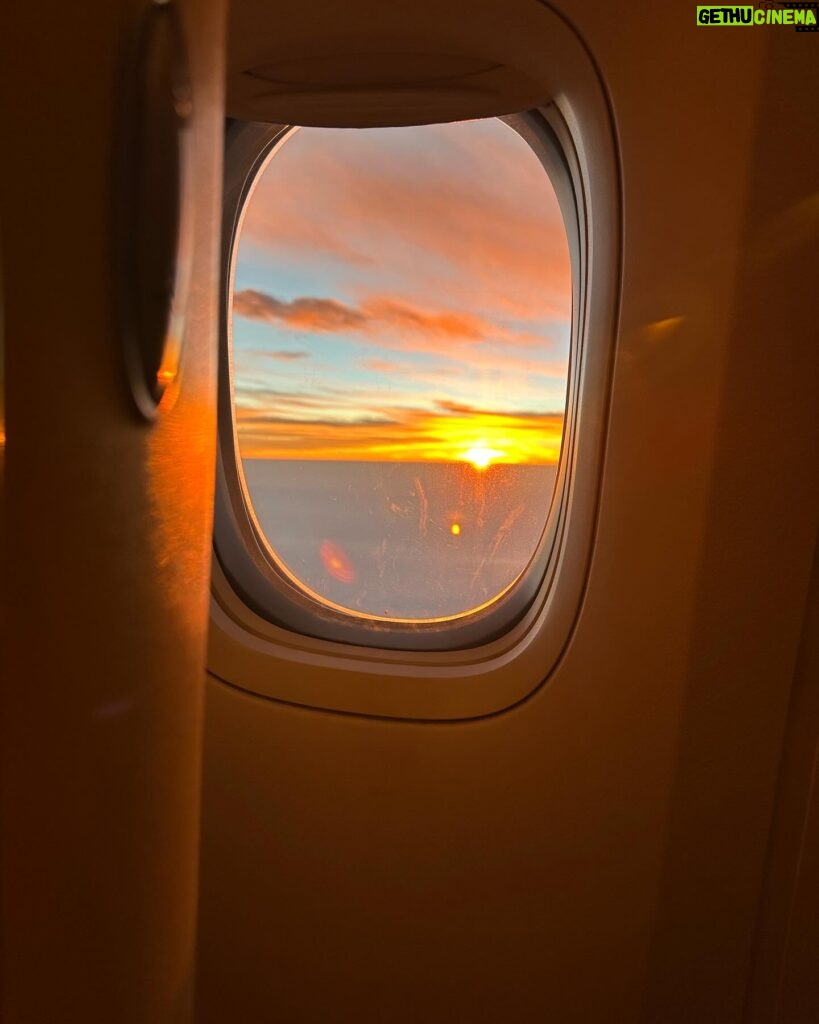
[{"left": 462, "top": 445, "right": 507, "bottom": 470}]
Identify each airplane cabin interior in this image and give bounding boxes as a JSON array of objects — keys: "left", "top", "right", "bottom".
[{"left": 2, "top": 0, "right": 818, "bottom": 1021}]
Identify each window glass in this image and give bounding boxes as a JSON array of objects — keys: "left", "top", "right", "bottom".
[{"left": 230, "top": 118, "right": 571, "bottom": 622}]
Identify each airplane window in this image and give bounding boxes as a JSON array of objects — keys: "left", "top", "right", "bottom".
[{"left": 225, "top": 117, "right": 572, "bottom": 634}]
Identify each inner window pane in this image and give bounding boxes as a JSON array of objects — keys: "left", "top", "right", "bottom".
[{"left": 230, "top": 118, "right": 571, "bottom": 622}]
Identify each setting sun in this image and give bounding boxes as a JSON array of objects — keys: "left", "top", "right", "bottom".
[{"left": 462, "top": 445, "right": 507, "bottom": 470}]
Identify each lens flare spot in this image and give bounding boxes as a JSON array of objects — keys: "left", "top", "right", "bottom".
[
  {"left": 450, "top": 523, "right": 461, "bottom": 536},
  {"left": 320, "top": 539, "right": 356, "bottom": 583}
]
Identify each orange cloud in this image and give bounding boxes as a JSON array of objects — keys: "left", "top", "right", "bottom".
[
  {"left": 242, "top": 123, "right": 572, "bottom": 324},
  {"left": 233, "top": 291, "right": 365, "bottom": 332},
  {"left": 233, "top": 288, "right": 559, "bottom": 352},
  {"left": 360, "top": 358, "right": 401, "bottom": 373},
  {"left": 236, "top": 402, "right": 564, "bottom": 465},
  {"left": 263, "top": 350, "right": 311, "bottom": 361}
]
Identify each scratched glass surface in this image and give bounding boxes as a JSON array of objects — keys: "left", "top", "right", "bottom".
[{"left": 230, "top": 118, "right": 571, "bottom": 620}]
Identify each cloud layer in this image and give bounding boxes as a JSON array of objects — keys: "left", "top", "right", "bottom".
[
  {"left": 241, "top": 121, "right": 571, "bottom": 323},
  {"left": 236, "top": 397, "right": 565, "bottom": 464},
  {"left": 232, "top": 119, "right": 571, "bottom": 463}
]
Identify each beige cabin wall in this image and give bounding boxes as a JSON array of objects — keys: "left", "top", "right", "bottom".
[{"left": 197, "top": 3, "right": 819, "bottom": 1022}]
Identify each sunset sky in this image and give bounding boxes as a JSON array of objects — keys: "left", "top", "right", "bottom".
[{"left": 231, "top": 117, "right": 571, "bottom": 465}]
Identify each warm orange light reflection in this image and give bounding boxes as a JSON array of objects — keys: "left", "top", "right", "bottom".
[
  {"left": 450, "top": 523, "right": 461, "bottom": 536},
  {"left": 642, "top": 316, "right": 684, "bottom": 343},
  {"left": 320, "top": 539, "right": 356, "bottom": 583},
  {"left": 147, "top": 394, "right": 217, "bottom": 635}
]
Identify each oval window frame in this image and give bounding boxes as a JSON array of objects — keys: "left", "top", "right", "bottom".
[
  {"left": 214, "top": 110, "right": 579, "bottom": 651},
  {"left": 208, "top": 68, "right": 621, "bottom": 720}
]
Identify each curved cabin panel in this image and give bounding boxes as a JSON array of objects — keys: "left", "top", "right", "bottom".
[{"left": 196, "top": 2, "right": 819, "bottom": 1023}]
